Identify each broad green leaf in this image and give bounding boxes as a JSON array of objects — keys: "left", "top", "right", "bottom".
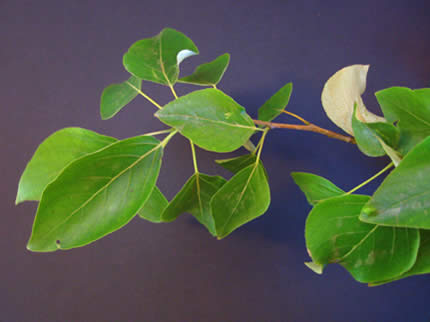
[
  {"left": 137, "top": 186, "right": 168, "bottom": 223},
  {"left": 123, "top": 28, "right": 198, "bottom": 86},
  {"left": 155, "top": 88, "right": 256, "bottom": 152},
  {"left": 161, "top": 174, "right": 226, "bottom": 235},
  {"left": 376, "top": 87, "right": 430, "bottom": 154},
  {"left": 321, "top": 65, "right": 385, "bottom": 135},
  {"left": 211, "top": 162, "right": 270, "bottom": 238},
  {"left": 100, "top": 76, "right": 141, "bottom": 120},
  {"left": 352, "top": 105, "right": 386, "bottom": 157},
  {"left": 216, "top": 154, "right": 257, "bottom": 174},
  {"left": 27, "top": 135, "right": 163, "bottom": 252},
  {"left": 16, "top": 128, "right": 117, "bottom": 204},
  {"left": 258, "top": 82, "right": 293, "bottom": 122},
  {"left": 306, "top": 195, "right": 419, "bottom": 283},
  {"left": 360, "top": 136, "right": 430, "bottom": 229},
  {"left": 369, "top": 230, "right": 430, "bottom": 286},
  {"left": 179, "top": 53, "right": 230, "bottom": 86},
  {"left": 291, "top": 172, "right": 344, "bottom": 205}
]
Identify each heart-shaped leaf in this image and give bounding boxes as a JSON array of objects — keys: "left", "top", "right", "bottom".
[
  {"left": 179, "top": 53, "right": 230, "bottom": 86},
  {"left": 156, "top": 88, "right": 256, "bottom": 152},
  {"left": 321, "top": 65, "right": 385, "bottom": 135},
  {"left": 100, "top": 76, "right": 141, "bottom": 120},
  {"left": 27, "top": 135, "right": 163, "bottom": 252},
  {"left": 360, "top": 136, "right": 430, "bottom": 229},
  {"left": 306, "top": 194, "right": 419, "bottom": 283},
  {"left": 16, "top": 128, "right": 117, "bottom": 204},
  {"left": 258, "top": 82, "right": 293, "bottom": 123},
  {"left": 123, "top": 28, "right": 198, "bottom": 86}
]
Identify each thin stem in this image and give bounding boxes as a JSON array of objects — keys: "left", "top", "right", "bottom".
[
  {"left": 256, "top": 127, "right": 270, "bottom": 163},
  {"left": 160, "top": 130, "right": 178, "bottom": 148},
  {"left": 253, "top": 119, "right": 355, "bottom": 144},
  {"left": 190, "top": 141, "right": 199, "bottom": 174},
  {"left": 212, "top": 84, "right": 217, "bottom": 89},
  {"left": 281, "top": 110, "right": 310, "bottom": 125},
  {"left": 143, "top": 128, "right": 174, "bottom": 137},
  {"left": 346, "top": 162, "right": 394, "bottom": 195},
  {"left": 169, "top": 84, "right": 179, "bottom": 99},
  {"left": 126, "top": 81, "right": 163, "bottom": 110}
]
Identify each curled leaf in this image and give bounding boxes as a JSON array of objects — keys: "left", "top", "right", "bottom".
[{"left": 321, "top": 65, "right": 384, "bottom": 135}]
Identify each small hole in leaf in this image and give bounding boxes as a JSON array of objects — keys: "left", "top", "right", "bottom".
[{"left": 56, "top": 240, "right": 61, "bottom": 247}]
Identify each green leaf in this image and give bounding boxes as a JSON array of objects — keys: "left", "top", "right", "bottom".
[
  {"left": 360, "top": 136, "right": 430, "bottom": 229},
  {"left": 100, "top": 76, "right": 141, "bottom": 120},
  {"left": 304, "top": 261, "right": 324, "bottom": 275},
  {"left": 215, "top": 154, "right": 257, "bottom": 174},
  {"left": 376, "top": 87, "right": 430, "bottom": 154},
  {"left": 352, "top": 105, "right": 386, "bottom": 157},
  {"left": 211, "top": 162, "right": 270, "bottom": 238},
  {"left": 155, "top": 88, "right": 256, "bottom": 152},
  {"left": 366, "top": 122, "right": 400, "bottom": 149},
  {"left": 137, "top": 186, "right": 168, "bottom": 223},
  {"left": 306, "top": 195, "right": 419, "bottom": 283},
  {"left": 179, "top": 53, "right": 230, "bottom": 86},
  {"left": 291, "top": 172, "right": 345, "bottom": 205},
  {"left": 258, "top": 82, "right": 293, "bottom": 122},
  {"left": 16, "top": 128, "right": 117, "bottom": 204},
  {"left": 161, "top": 174, "right": 226, "bottom": 235},
  {"left": 123, "top": 28, "right": 198, "bottom": 86},
  {"left": 27, "top": 135, "right": 163, "bottom": 252}
]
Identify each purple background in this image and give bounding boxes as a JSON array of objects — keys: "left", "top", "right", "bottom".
[{"left": 2, "top": 1, "right": 430, "bottom": 321}]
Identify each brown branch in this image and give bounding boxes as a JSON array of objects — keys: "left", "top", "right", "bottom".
[{"left": 253, "top": 119, "right": 356, "bottom": 144}]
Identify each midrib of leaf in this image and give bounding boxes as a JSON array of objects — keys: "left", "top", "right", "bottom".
[
  {"left": 219, "top": 160, "right": 259, "bottom": 235},
  {"left": 36, "top": 142, "right": 162, "bottom": 242},
  {"left": 195, "top": 173, "right": 204, "bottom": 219},
  {"left": 337, "top": 225, "right": 379, "bottom": 263},
  {"left": 159, "top": 33, "right": 173, "bottom": 87},
  {"left": 159, "top": 113, "right": 257, "bottom": 131},
  {"left": 392, "top": 99, "right": 430, "bottom": 128}
]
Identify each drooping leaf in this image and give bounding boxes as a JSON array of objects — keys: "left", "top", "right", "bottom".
[
  {"left": 306, "top": 195, "right": 419, "bottom": 283},
  {"left": 211, "top": 162, "right": 270, "bottom": 238},
  {"left": 366, "top": 122, "right": 400, "bottom": 149},
  {"left": 291, "top": 172, "right": 345, "bottom": 205},
  {"left": 161, "top": 173, "right": 226, "bottom": 235},
  {"left": 352, "top": 105, "right": 386, "bottom": 157},
  {"left": 27, "top": 135, "right": 163, "bottom": 252},
  {"left": 258, "top": 82, "right": 293, "bottom": 122},
  {"left": 321, "top": 65, "right": 385, "bottom": 135},
  {"left": 100, "top": 76, "right": 141, "bottom": 120},
  {"left": 137, "top": 186, "right": 168, "bottom": 223},
  {"left": 16, "top": 128, "right": 117, "bottom": 204},
  {"left": 123, "top": 28, "right": 198, "bottom": 86},
  {"left": 376, "top": 87, "right": 430, "bottom": 154},
  {"left": 215, "top": 154, "right": 257, "bottom": 174},
  {"left": 155, "top": 88, "right": 256, "bottom": 152},
  {"left": 179, "top": 53, "right": 230, "bottom": 86},
  {"left": 360, "top": 136, "right": 430, "bottom": 229}
]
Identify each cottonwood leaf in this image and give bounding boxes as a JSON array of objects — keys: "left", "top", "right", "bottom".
[
  {"left": 291, "top": 172, "right": 345, "bottom": 205},
  {"left": 306, "top": 195, "right": 419, "bottom": 283},
  {"left": 161, "top": 174, "right": 226, "bottom": 235},
  {"left": 100, "top": 76, "right": 141, "bottom": 120},
  {"left": 179, "top": 53, "right": 230, "bottom": 86},
  {"left": 155, "top": 88, "right": 256, "bottom": 152},
  {"left": 376, "top": 87, "right": 430, "bottom": 154},
  {"left": 211, "top": 162, "right": 270, "bottom": 238},
  {"left": 215, "top": 154, "right": 257, "bottom": 174},
  {"left": 123, "top": 28, "right": 198, "bottom": 86},
  {"left": 321, "top": 65, "right": 385, "bottom": 135},
  {"left": 16, "top": 128, "right": 117, "bottom": 204},
  {"left": 27, "top": 135, "right": 163, "bottom": 252},
  {"left": 360, "top": 136, "right": 430, "bottom": 228},
  {"left": 138, "top": 186, "right": 168, "bottom": 223},
  {"left": 258, "top": 82, "right": 293, "bottom": 122}
]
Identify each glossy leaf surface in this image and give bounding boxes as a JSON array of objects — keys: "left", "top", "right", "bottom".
[
  {"left": 156, "top": 89, "right": 256, "bottom": 152},
  {"left": 306, "top": 195, "right": 419, "bottom": 283},
  {"left": 291, "top": 172, "right": 344, "bottom": 205},
  {"left": 161, "top": 174, "right": 226, "bottom": 235},
  {"left": 360, "top": 136, "right": 430, "bottom": 229},
  {"left": 16, "top": 128, "right": 117, "bottom": 204},
  {"left": 258, "top": 82, "right": 292, "bottom": 122},
  {"left": 27, "top": 136, "right": 163, "bottom": 252},
  {"left": 211, "top": 162, "right": 270, "bottom": 238},
  {"left": 123, "top": 28, "right": 198, "bottom": 86},
  {"left": 138, "top": 186, "right": 168, "bottom": 223},
  {"left": 179, "top": 53, "right": 230, "bottom": 86},
  {"left": 352, "top": 106, "right": 385, "bottom": 157},
  {"left": 100, "top": 76, "right": 141, "bottom": 120},
  {"left": 376, "top": 87, "right": 430, "bottom": 154}
]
